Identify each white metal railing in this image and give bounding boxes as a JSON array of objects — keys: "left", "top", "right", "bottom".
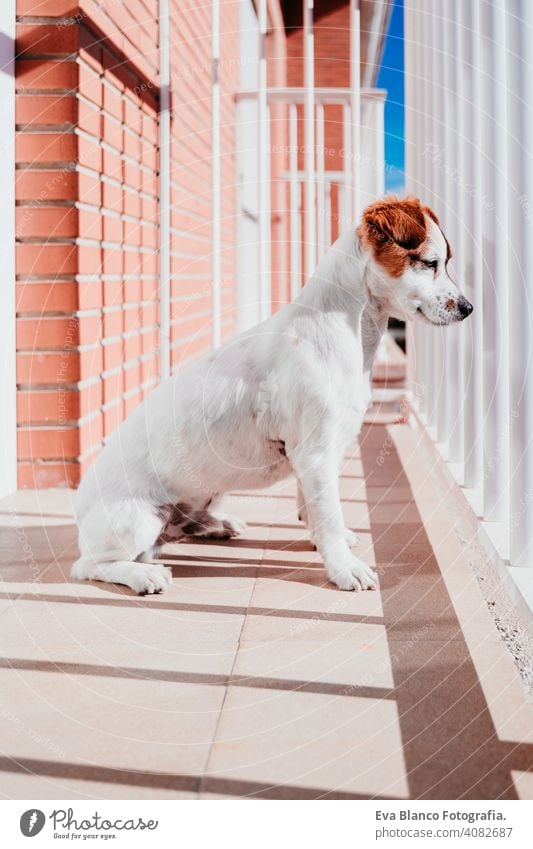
[
  {"left": 235, "top": 86, "right": 385, "bottom": 316},
  {"left": 405, "top": 0, "right": 533, "bottom": 599}
]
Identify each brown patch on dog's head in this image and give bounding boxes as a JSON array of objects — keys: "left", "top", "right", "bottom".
[{"left": 358, "top": 196, "right": 435, "bottom": 277}]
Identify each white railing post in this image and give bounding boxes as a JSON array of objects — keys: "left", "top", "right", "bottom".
[
  {"left": 289, "top": 104, "right": 301, "bottom": 300},
  {"left": 159, "top": 0, "right": 171, "bottom": 375},
  {"left": 258, "top": 0, "right": 270, "bottom": 321},
  {"left": 405, "top": 1, "right": 421, "bottom": 402},
  {"left": 442, "top": 4, "right": 464, "bottom": 471},
  {"left": 507, "top": 0, "right": 533, "bottom": 567},
  {"left": 304, "top": 0, "right": 316, "bottom": 279},
  {"left": 462, "top": 0, "right": 484, "bottom": 494},
  {"left": 350, "top": 0, "right": 361, "bottom": 223},
  {"left": 481, "top": 0, "right": 509, "bottom": 522},
  {"left": 316, "top": 101, "right": 326, "bottom": 257},
  {"left": 426, "top": 0, "right": 440, "bottom": 434},
  {"left": 211, "top": 0, "right": 222, "bottom": 347}
]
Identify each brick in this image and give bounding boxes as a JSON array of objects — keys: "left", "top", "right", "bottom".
[
  {"left": 17, "top": 390, "right": 79, "bottom": 424},
  {"left": 78, "top": 172, "right": 102, "bottom": 206},
  {"left": 103, "top": 214, "right": 123, "bottom": 243},
  {"left": 78, "top": 207, "right": 103, "bottom": 240},
  {"left": 103, "top": 371, "right": 122, "bottom": 404},
  {"left": 17, "top": 426, "right": 79, "bottom": 460},
  {"left": 16, "top": 243, "right": 78, "bottom": 277},
  {"left": 103, "top": 309, "right": 123, "bottom": 339},
  {"left": 78, "top": 99, "right": 101, "bottom": 136},
  {"left": 16, "top": 95, "right": 77, "bottom": 126},
  {"left": 17, "top": 281, "right": 78, "bottom": 313},
  {"left": 79, "top": 415, "right": 104, "bottom": 454},
  {"left": 80, "top": 381, "right": 103, "bottom": 417},
  {"left": 103, "top": 402, "right": 124, "bottom": 436},
  {"left": 16, "top": 132, "right": 77, "bottom": 164},
  {"left": 16, "top": 59, "right": 78, "bottom": 91},
  {"left": 17, "top": 316, "right": 80, "bottom": 350},
  {"left": 17, "top": 351, "right": 80, "bottom": 384},
  {"left": 16, "top": 206, "right": 77, "bottom": 239},
  {"left": 16, "top": 24, "right": 79, "bottom": 56},
  {"left": 17, "top": 0, "right": 77, "bottom": 14},
  {"left": 16, "top": 169, "right": 78, "bottom": 202}
]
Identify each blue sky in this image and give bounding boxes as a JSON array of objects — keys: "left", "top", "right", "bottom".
[{"left": 376, "top": 0, "right": 405, "bottom": 192}]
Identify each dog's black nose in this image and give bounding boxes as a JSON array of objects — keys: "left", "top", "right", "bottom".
[{"left": 457, "top": 296, "right": 473, "bottom": 318}]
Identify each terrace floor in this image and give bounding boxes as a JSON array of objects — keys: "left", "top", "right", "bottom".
[{"left": 0, "top": 422, "right": 532, "bottom": 800}]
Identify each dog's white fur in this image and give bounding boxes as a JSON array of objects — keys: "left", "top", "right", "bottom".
[{"left": 73, "top": 201, "right": 470, "bottom": 594}]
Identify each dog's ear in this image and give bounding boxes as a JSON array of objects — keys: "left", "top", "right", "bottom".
[{"left": 357, "top": 197, "right": 428, "bottom": 276}]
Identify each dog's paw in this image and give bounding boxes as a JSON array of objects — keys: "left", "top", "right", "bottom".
[
  {"left": 200, "top": 513, "right": 247, "bottom": 539},
  {"left": 131, "top": 564, "right": 173, "bottom": 595},
  {"left": 344, "top": 528, "right": 360, "bottom": 547},
  {"left": 327, "top": 557, "right": 377, "bottom": 592}
]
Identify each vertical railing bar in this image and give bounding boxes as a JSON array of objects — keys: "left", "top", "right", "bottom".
[
  {"left": 463, "top": 0, "right": 484, "bottom": 492},
  {"left": 481, "top": 0, "right": 509, "bottom": 521},
  {"left": 316, "top": 101, "right": 325, "bottom": 257},
  {"left": 159, "top": 0, "right": 171, "bottom": 376},
  {"left": 342, "top": 104, "right": 352, "bottom": 231},
  {"left": 350, "top": 0, "right": 361, "bottom": 223},
  {"left": 258, "top": 0, "right": 270, "bottom": 320},
  {"left": 304, "top": 0, "right": 316, "bottom": 279},
  {"left": 507, "top": 0, "right": 533, "bottom": 567},
  {"left": 211, "top": 0, "right": 221, "bottom": 347},
  {"left": 289, "top": 103, "right": 300, "bottom": 299}
]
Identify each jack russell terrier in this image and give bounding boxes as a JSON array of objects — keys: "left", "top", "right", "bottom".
[{"left": 73, "top": 196, "right": 473, "bottom": 594}]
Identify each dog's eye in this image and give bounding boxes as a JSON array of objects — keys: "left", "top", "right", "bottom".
[{"left": 423, "top": 259, "right": 438, "bottom": 271}]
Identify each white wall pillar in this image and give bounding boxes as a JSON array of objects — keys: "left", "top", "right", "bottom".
[
  {"left": 481, "top": 0, "right": 509, "bottom": 522},
  {"left": 303, "top": 0, "right": 316, "bottom": 279},
  {"left": 350, "top": 0, "right": 361, "bottom": 222},
  {"left": 211, "top": 0, "right": 222, "bottom": 347},
  {"left": 159, "top": 0, "right": 171, "bottom": 374},
  {"left": 507, "top": 0, "right": 533, "bottom": 566},
  {"left": 462, "top": 0, "right": 484, "bottom": 493},
  {"left": 258, "top": 0, "right": 271, "bottom": 320}
]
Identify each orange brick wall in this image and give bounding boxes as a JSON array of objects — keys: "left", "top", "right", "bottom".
[
  {"left": 167, "top": 0, "right": 241, "bottom": 370},
  {"left": 14, "top": 0, "right": 257, "bottom": 489},
  {"left": 15, "top": 0, "right": 161, "bottom": 488}
]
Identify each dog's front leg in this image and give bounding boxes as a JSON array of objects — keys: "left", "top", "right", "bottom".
[{"left": 290, "top": 449, "right": 377, "bottom": 591}]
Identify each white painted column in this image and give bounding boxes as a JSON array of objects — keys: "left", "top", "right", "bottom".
[
  {"left": 426, "top": 0, "right": 441, "bottom": 433},
  {"left": 289, "top": 104, "right": 300, "bottom": 300},
  {"left": 462, "top": 0, "right": 484, "bottom": 493},
  {"left": 342, "top": 103, "right": 352, "bottom": 230},
  {"left": 481, "top": 0, "right": 509, "bottom": 521},
  {"left": 416, "top": 2, "right": 427, "bottom": 420},
  {"left": 316, "top": 101, "right": 326, "bottom": 257},
  {"left": 423, "top": 0, "right": 445, "bottom": 438},
  {"left": 507, "top": 0, "right": 533, "bottom": 567},
  {"left": 435, "top": 2, "right": 455, "bottom": 453},
  {"left": 404, "top": 1, "right": 421, "bottom": 400},
  {"left": 258, "top": 0, "right": 270, "bottom": 320},
  {"left": 350, "top": 0, "right": 361, "bottom": 223},
  {"left": 211, "top": 0, "right": 222, "bottom": 347},
  {"left": 304, "top": 0, "right": 316, "bottom": 279},
  {"left": 159, "top": 0, "right": 171, "bottom": 375},
  {"left": 0, "top": 0, "right": 16, "bottom": 496},
  {"left": 442, "top": 4, "right": 465, "bottom": 469}
]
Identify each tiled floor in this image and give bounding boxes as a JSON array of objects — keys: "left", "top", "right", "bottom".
[{"left": 0, "top": 423, "right": 532, "bottom": 800}]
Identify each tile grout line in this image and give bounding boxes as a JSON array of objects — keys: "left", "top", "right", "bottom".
[{"left": 198, "top": 520, "right": 268, "bottom": 793}]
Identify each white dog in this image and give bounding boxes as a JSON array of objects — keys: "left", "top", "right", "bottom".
[{"left": 72, "top": 196, "right": 472, "bottom": 595}]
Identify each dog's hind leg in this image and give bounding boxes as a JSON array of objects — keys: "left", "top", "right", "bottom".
[
  {"left": 182, "top": 495, "right": 246, "bottom": 539},
  {"left": 72, "top": 498, "right": 172, "bottom": 594}
]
